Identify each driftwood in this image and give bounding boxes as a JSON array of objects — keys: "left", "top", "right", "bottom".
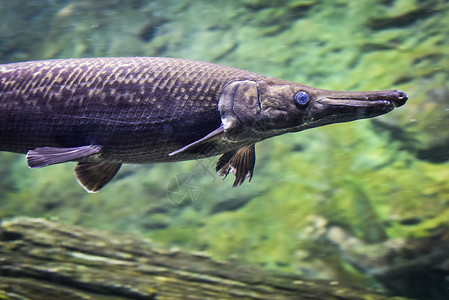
[{"left": 0, "top": 217, "right": 407, "bottom": 300}]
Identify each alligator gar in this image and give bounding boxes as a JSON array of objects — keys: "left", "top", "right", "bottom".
[{"left": 0, "top": 57, "right": 407, "bottom": 192}]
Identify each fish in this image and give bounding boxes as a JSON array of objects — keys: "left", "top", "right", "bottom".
[{"left": 0, "top": 57, "right": 407, "bottom": 192}]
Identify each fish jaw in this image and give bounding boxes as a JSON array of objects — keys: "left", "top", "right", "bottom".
[{"left": 302, "top": 89, "right": 408, "bottom": 129}]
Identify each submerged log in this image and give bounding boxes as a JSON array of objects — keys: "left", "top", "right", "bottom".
[{"left": 0, "top": 217, "right": 406, "bottom": 300}]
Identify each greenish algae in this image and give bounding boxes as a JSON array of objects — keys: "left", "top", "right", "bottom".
[{"left": 0, "top": 0, "right": 449, "bottom": 297}]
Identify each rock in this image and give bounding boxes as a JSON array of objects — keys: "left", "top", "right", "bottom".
[
  {"left": 0, "top": 217, "right": 406, "bottom": 300},
  {"left": 327, "top": 225, "right": 449, "bottom": 300}
]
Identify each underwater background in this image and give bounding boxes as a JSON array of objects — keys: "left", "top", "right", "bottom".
[{"left": 0, "top": 0, "right": 448, "bottom": 299}]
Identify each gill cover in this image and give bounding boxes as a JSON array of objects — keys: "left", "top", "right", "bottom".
[{"left": 218, "top": 80, "right": 261, "bottom": 138}]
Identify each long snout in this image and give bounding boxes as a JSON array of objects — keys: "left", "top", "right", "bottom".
[
  {"left": 316, "top": 89, "right": 407, "bottom": 108},
  {"left": 304, "top": 89, "right": 408, "bottom": 129}
]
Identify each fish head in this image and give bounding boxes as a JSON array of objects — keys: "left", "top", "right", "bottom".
[{"left": 255, "top": 78, "right": 407, "bottom": 137}]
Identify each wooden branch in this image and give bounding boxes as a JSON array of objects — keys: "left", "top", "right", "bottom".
[{"left": 0, "top": 217, "right": 407, "bottom": 300}]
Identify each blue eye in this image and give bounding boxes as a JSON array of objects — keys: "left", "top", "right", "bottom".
[{"left": 295, "top": 91, "right": 309, "bottom": 106}]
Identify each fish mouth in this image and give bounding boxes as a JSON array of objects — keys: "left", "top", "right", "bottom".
[
  {"left": 317, "top": 90, "right": 408, "bottom": 109},
  {"left": 318, "top": 98, "right": 393, "bottom": 108},
  {"left": 303, "top": 89, "right": 408, "bottom": 128}
]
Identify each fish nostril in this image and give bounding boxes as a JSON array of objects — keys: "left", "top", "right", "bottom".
[
  {"left": 393, "top": 90, "right": 408, "bottom": 107},
  {"left": 398, "top": 90, "right": 408, "bottom": 100}
]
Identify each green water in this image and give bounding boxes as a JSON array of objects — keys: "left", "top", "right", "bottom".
[{"left": 1, "top": 0, "right": 449, "bottom": 299}]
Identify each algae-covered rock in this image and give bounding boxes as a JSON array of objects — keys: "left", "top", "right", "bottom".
[
  {"left": 2, "top": 217, "right": 410, "bottom": 300},
  {"left": 326, "top": 224, "right": 449, "bottom": 300}
]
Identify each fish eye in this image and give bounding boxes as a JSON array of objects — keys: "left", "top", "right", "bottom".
[{"left": 295, "top": 91, "right": 309, "bottom": 106}]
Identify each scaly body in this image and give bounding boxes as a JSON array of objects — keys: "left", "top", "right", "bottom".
[{"left": 0, "top": 57, "right": 264, "bottom": 162}]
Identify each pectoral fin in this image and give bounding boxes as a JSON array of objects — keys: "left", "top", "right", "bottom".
[
  {"left": 216, "top": 144, "right": 256, "bottom": 187},
  {"left": 75, "top": 162, "right": 122, "bottom": 193},
  {"left": 169, "top": 126, "right": 224, "bottom": 156},
  {"left": 26, "top": 145, "right": 102, "bottom": 168}
]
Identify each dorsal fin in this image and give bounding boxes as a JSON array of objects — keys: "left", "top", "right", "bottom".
[
  {"left": 74, "top": 162, "right": 122, "bottom": 193},
  {"left": 26, "top": 145, "right": 102, "bottom": 168},
  {"left": 216, "top": 144, "right": 256, "bottom": 187}
]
